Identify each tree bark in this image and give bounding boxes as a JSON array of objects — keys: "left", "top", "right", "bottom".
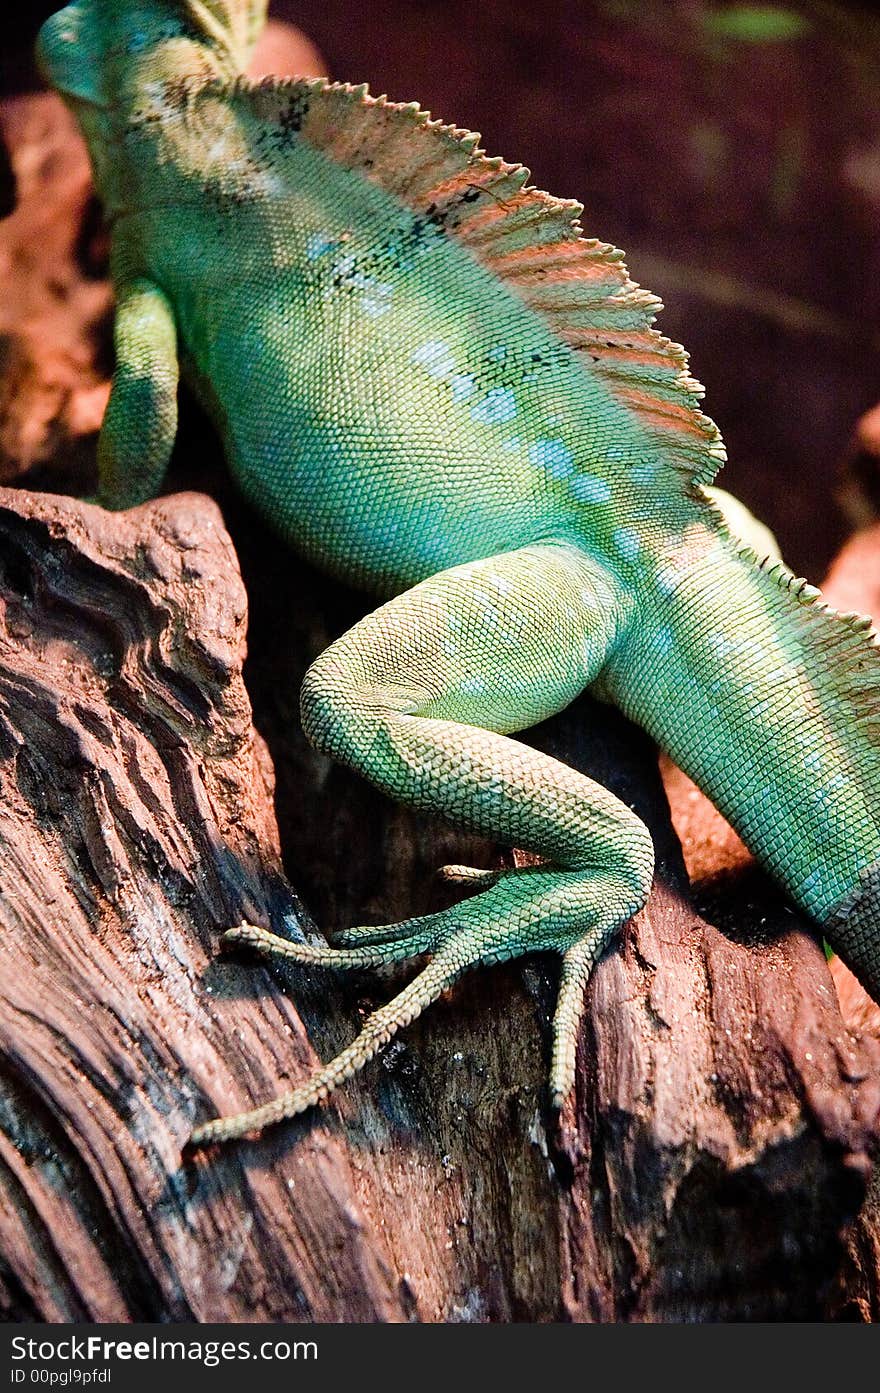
[
  {"left": 1, "top": 29, "right": 879, "bottom": 1322},
  {"left": 0, "top": 488, "right": 407, "bottom": 1323}
]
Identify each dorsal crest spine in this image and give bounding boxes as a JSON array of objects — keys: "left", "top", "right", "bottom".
[{"left": 218, "top": 75, "right": 727, "bottom": 492}]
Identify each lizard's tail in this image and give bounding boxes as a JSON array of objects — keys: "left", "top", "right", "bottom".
[{"left": 607, "top": 512, "right": 880, "bottom": 999}]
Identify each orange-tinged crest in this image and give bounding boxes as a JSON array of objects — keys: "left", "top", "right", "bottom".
[{"left": 229, "top": 76, "right": 727, "bottom": 490}]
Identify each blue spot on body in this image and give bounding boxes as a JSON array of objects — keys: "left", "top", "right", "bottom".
[
  {"left": 305, "top": 232, "right": 337, "bottom": 260},
  {"left": 451, "top": 374, "right": 476, "bottom": 402},
  {"left": 471, "top": 387, "right": 517, "bottom": 425},
  {"left": 631, "top": 459, "right": 658, "bottom": 484},
  {"left": 372, "top": 517, "right": 401, "bottom": 544},
  {"left": 530, "top": 439, "right": 575, "bottom": 480},
  {"left": 357, "top": 280, "right": 393, "bottom": 317},
  {"left": 613, "top": 527, "right": 641, "bottom": 561},
  {"left": 654, "top": 563, "right": 678, "bottom": 595},
  {"left": 362, "top": 297, "right": 392, "bottom": 317},
  {"left": 412, "top": 340, "right": 456, "bottom": 377},
  {"left": 799, "top": 867, "right": 826, "bottom": 903},
  {"left": 502, "top": 437, "right": 521, "bottom": 452},
  {"left": 460, "top": 676, "right": 487, "bottom": 696},
  {"left": 571, "top": 474, "right": 612, "bottom": 504}
]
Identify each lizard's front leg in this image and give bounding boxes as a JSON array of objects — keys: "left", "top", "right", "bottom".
[
  {"left": 94, "top": 278, "right": 179, "bottom": 509},
  {"left": 190, "top": 540, "right": 654, "bottom": 1146}
]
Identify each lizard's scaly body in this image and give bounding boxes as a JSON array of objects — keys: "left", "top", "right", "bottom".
[{"left": 38, "top": 0, "right": 880, "bottom": 1145}]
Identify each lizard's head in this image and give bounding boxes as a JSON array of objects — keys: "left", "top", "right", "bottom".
[
  {"left": 37, "top": 1, "right": 268, "bottom": 199},
  {"left": 37, "top": 3, "right": 101, "bottom": 109},
  {"left": 37, "top": 1, "right": 268, "bottom": 108}
]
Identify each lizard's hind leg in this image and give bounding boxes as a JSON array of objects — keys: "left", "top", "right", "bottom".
[{"left": 190, "top": 540, "right": 654, "bottom": 1147}]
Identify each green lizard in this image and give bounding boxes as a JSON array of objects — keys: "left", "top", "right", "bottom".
[{"left": 37, "top": 0, "right": 880, "bottom": 1148}]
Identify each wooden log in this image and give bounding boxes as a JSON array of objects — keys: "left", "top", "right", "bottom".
[{"left": 0, "top": 488, "right": 412, "bottom": 1322}]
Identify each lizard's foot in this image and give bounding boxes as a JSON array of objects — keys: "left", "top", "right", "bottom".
[
  {"left": 190, "top": 542, "right": 655, "bottom": 1149},
  {"left": 223, "top": 866, "right": 512, "bottom": 958},
  {"left": 189, "top": 867, "right": 642, "bottom": 1148}
]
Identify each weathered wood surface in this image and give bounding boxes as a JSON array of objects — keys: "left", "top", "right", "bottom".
[
  {"left": 0, "top": 92, "right": 111, "bottom": 490},
  {"left": 1, "top": 17, "right": 880, "bottom": 1324},
  {"left": 0, "top": 489, "right": 403, "bottom": 1323}
]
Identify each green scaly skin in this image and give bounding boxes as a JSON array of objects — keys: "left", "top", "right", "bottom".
[{"left": 37, "top": 0, "right": 880, "bottom": 1147}]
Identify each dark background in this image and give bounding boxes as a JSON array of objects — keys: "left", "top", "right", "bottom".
[{"left": 4, "top": 0, "right": 880, "bottom": 577}]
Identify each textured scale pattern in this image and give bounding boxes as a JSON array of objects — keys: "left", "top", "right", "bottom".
[{"left": 37, "top": 0, "right": 880, "bottom": 1146}]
